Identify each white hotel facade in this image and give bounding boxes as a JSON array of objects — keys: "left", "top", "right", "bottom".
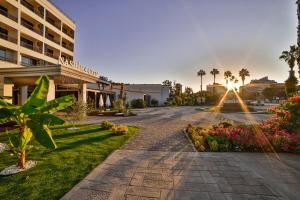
[{"left": 0, "top": 0, "right": 110, "bottom": 105}]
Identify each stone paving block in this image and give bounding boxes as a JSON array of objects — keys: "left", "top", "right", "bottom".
[
  {"left": 140, "top": 179, "right": 174, "bottom": 189},
  {"left": 79, "top": 180, "right": 117, "bottom": 193},
  {"left": 174, "top": 191, "right": 210, "bottom": 200},
  {"left": 62, "top": 187, "right": 110, "bottom": 200},
  {"left": 160, "top": 189, "right": 175, "bottom": 200},
  {"left": 85, "top": 175, "right": 131, "bottom": 185},
  {"left": 224, "top": 193, "right": 280, "bottom": 200},
  {"left": 223, "top": 171, "right": 242, "bottom": 178},
  {"left": 95, "top": 168, "right": 135, "bottom": 178},
  {"left": 200, "top": 171, "right": 216, "bottom": 183},
  {"left": 176, "top": 182, "right": 220, "bottom": 192},
  {"left": 126, "top": 186, "right": 161, "bottom": 198},
  {"left": 209, "top": 193, "right": 227, "bottom": 200},
  {"left": 169, "top": 169, "right": 202, "bottom": 177},
  {"left": 218, "top": 184, "right": 233, "bottom": 193},
  {"left": 225, "top": 177, "right": 245, "bottom": 185},
  {"left": 136, "top": 168, "right": 164, "bottom": 174}
]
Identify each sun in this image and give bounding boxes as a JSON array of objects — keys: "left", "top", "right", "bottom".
[{"left": 227, "top": 81, "right": 235, "bottom": 91}]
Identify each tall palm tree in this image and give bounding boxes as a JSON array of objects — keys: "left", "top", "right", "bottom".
[
  {"left": 210, "top": 68, "right": 219, "bottom": 84},
  {"left": 239, "top": 68, "right": 250, "bottom": 86},
  {"left": 197, "top": 69, "right": 206, "bottom": 92},
  {"left": 279, "top": 45, "right": 297, "bottom": 71},
  {"left": 297, "top": 0, "right": 300, "bottom": 78},
  {"left": 230, "top": 75, "right": 236, "bottom": 82},
  {"left": 224, "top": 70, "right": 232, "bottom": 86}
]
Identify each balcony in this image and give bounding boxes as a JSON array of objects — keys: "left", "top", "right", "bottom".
[
  {"left": 46, "top": 11, "right": 61, "bottom": 30},
  {"left": 46, "top": 34, "right": 60, "bottom": 45},
  {"left": 62, "top": 25, "right": 74, "bottom": 39},
  {"left": 21, "top": 41, "right": 42, "bottom": 53},
  {"left": 0, "top": 47, "right": 17, "bottom": 64},
  {"left": 0, "top": 4, "right": 18, "bottom": 22},
  {"left": 0, "top": 32, "right": 17, "bottom": 44},
  {"left": 62, "top": 40, "right": 74, "bottom": 52},
  {"left": 0, "top": 54, "right": 17, "bottom": 63},
  {"left": 45, "top": 51, "right": 58, "bottom": 59},
  {"left": 21, "top": 17, "right": 43, "bottom": 36},
  {"left": 21, "top": 0, "right": 44, "bottom": 18},
  {"left": 45, "top": 27, "right": 61, "bottom": 45}
]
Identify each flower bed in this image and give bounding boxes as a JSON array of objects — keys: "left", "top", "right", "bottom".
[{"left": 187, "top": 95, "right": 300, "bottom": 153}]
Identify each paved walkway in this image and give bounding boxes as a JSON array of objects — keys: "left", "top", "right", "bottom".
[{"left": 62, "top": 107, "right": 300, "bottom": 200}]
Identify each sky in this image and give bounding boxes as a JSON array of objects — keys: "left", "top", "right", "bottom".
[{"left": 52, "top": 0, "right": 297, "bottom": 92}]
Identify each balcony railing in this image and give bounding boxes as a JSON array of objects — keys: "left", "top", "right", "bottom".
[
  {"left": 46, "top": 16, "right": 61, "bottom": 30},
  {"left": 21, "top": 41, "right": 43, "bottom": 53},
  {"left": 0, "top": 9, "right": 18, "bottom": 22},
  {"left": 46, "top": 34, "right": 60, "bottom": 45},
  {"left": 21, "top": 20, "right": 43, "bottom": 36},
  {"left": 62, "top": 28, "right": 74, "bottom": 39},
  {"left": 45, "top": 52, "right": 58, "bottom": 59},
  {"left": 0, "top": 32, "right": 17, "bottom": 44},
  {"left": 62, "top": 43, "right": 74, "bottom": 51},
  {"left": 21, "top": 0, "right": 44, "bottom": 18},
  {"left": 0, "top": 55, "right": 17, "bottom": 63}
]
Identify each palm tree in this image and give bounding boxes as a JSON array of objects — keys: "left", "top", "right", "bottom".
[
  {"left": 280, "top": 45, "right": 299, "bottom": 95},
  {"left": 230, "top": 75, "right": 236, "bottom": 82},
  {"left": 197, "top": 69, "right": 206, "bottom": 92},
  {"left": 224, "top": 70, "right": 232, "bottom": 86},
  {"left": 239, "top": 68, "right": 250, "bottom": 86},
  {"left": 279, "top": 45, "right": 297, "bottom": 71},
  {"left": 210, "top": 68, "right": 219, "bottom": 84}
]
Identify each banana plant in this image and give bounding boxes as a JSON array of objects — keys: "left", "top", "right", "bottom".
[{"left": 0, "top": 76, "right": 73, "bottom": 169}]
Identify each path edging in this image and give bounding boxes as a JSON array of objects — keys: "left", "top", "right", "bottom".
[{"left": 183, "top": 129, "right": 197, "bottom": 152}]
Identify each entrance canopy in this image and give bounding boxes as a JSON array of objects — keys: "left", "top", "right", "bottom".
[{"left": 0, "top": 64, "right": 99, "bottom": 86}]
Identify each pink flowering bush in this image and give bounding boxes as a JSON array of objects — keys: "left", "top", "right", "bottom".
[{"left": 187, "top": 95, "right": 300, "bottom": 153}]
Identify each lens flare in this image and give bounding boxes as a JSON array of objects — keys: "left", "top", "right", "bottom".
[{"left": 232, "top": 89, "right": 279, "bottom": 158}]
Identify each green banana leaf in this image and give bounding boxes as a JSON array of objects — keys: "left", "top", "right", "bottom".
[
  {"left": 32, "top": 113, "right": 65, "bottom": 126},
  {"left": 38, "top": 95, "right": 74, "bottom": 113},
  {"left": 22, "top": 76, "right": 49, "bottom": 114},
  {"left": 27, "top": 121, "right": 57, "bottom": 149}
]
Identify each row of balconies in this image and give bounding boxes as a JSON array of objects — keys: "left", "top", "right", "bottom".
[
  {"left": 0, "top": 0, "right": 75, "bottom": 39},
  {"left": 0, "top": 46, "right": 73, "bottom": 67},
  {"left": 0, "top": 21, "right": 74, "bottom": 52}
]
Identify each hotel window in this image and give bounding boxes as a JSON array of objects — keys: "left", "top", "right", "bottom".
[
  {"left": 0, "top": 48, "right": 6, "bottom": 60},
  {"left": 0, "top": 5, "right": 8, "bottom": 17},
  {"left": 21, "top": 37, "right": 33, "bottom": 49},
  {"left": 21, "top": 56, "right": 37, "bottom": 66},
  {"left": 21, "top": 18, "right": 34, "bottom": 30},
  {"left": 0, "top": 27, "right": 8, "bottom": 40}
]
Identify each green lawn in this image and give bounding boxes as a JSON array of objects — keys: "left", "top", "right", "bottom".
[{"left": 0, "top": 124, "right": 138, "bottom": 200}]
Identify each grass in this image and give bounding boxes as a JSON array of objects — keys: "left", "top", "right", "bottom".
[{"left": 0, "top": 124, "right": 138, "bottom": 200}]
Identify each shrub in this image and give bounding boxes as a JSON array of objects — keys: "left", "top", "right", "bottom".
[
  {"left": 130, "top": 99, "right": 146, "bottom": 108},
  {"left": 113, "top": 99, "right": 125, "bottom": 113},
  {"left": 151, "top": 99, "right": 159, "bottom": 107},
  {"left": 209, "top": 140, "right": 219, "bottom": 152},
  {"left": 101, "top": 121, "right": 114, "bottom": 130},
  {"left": 112, "top": 125, "right": 129, "bottom": 135}
]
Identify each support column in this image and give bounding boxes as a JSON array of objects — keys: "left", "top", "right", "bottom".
[
  {"left": 0, "top": 76, "right": 13, "bottom": 103},
  {"left": 78, "top": 83, "right": 87, "bottom": 104},
  {"left": 20, "top": 86, "right": 28, "bottom": 105},
  {"left": 47, "top": 80, "right": 55, "bottom": 101}
]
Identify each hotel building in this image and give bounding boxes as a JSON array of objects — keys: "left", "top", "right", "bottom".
[{"left": 0, "top": 0, "right": 108, "bottom": 105}]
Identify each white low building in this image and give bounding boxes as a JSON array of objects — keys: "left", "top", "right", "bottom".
[{"left": 111, "top": 84, "right": 170, "bottom": 106}]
